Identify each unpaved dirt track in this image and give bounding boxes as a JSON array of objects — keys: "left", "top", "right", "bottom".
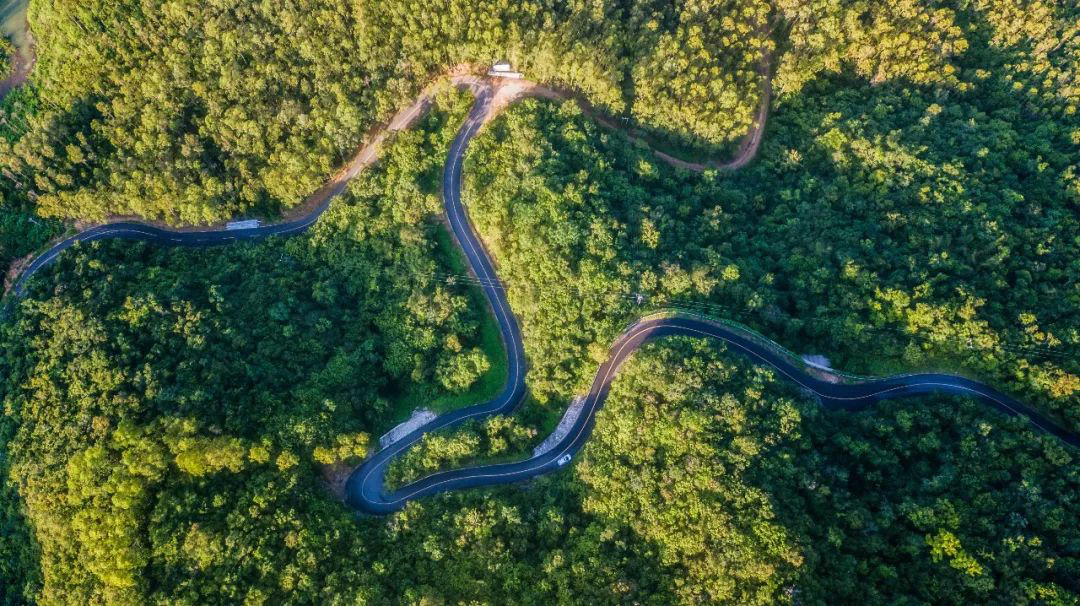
[{"left": 344, "top": 89, "right": 1079, "bottom": 515}]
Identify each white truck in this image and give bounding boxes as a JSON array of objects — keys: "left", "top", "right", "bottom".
[{"left": 488, "top": 60, "right": 523, "bottom": 79}]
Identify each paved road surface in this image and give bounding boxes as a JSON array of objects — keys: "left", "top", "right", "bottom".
[
  {"left": 5, "top": 83, "right": 1076, "bottom": 518},
  {"left": 343, "top": 92, "right": 1080, "bottom": 514},
  {"left": 349, "top": 313, "right": 1080, "bottom": 514}
]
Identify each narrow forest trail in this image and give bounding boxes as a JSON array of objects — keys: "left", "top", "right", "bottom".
[
  {"left": 3, "top": 46, "right": 771, "bottom": 292},
  {"left": 485, "top": 48, "right": 773, "bottom": 174},
  {"left": 498, "top": 17, "right": 777, "bottom": 173},
  {"left": 653, "top": 48, "right": 773, "bottom": 171},
  {"left": 4, "top": 55, "right": 1077, "bottom": 516},
  {"left": 4, "top": 58, "right": 766, "bottom": 296},
  {"left": 1, "top": 73, "right": 483, "bottom": 295}
]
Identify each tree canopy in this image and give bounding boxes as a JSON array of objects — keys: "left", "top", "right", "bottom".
[{"left": 1, "top": 0, "right": 1078, "bottom": 603}]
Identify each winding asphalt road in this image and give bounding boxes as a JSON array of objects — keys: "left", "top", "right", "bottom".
[
  {"left": 9, "top": 214, "right": 324, "bottom": 299},
  {"left": 350, "top": 312, "right": 1080, "bottom": 514},
  {"left": 344, "top": 88, "right": 1080, "bottom": 514},
  {"left": 5, "top": 82, "right": 1077, "bottom": 517}
]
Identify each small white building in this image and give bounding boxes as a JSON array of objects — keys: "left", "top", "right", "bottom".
[{"left": 488, "top": 60, "right": 523, "bottom": 79}]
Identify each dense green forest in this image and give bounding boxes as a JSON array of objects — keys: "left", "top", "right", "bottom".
[
  {"left": 1, "top": 84, "right": 62, "bottom": 272},
  {"left": 5, "top": 297, "right": 1078, "bottom": 603},
  {"left": 378, "top": 339, "right": 1080, "bottom": 604},
  {"left": 0, "top": 36, "right": 12, "bottom": 77},
  {"left": 461, "top": 62, "right": 1079, "bottom": 432},
  {"left": 1, "top": 0, "right": 1079, "bottom": 603},
  {"left": 0, "top": 93, "right": 505, "bottom": 602},
  {"left": 1, "top": 0, "right": 996, "bottom": 224}
]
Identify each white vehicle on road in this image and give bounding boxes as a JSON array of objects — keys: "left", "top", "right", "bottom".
[
  {"left": 556, "top": 453, "right": 572, "bottom": 467},
  {"left": 225, "top": 219, "right": 261, "bottom": 230}
]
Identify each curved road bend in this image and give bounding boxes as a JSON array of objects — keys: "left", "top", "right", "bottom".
[
  {"left": 7, "top": 77, "right": 480, "bottom": 300},
  {"left": 10, "top": 213, "right": 325, "bottom": 299},
  {"left": 345, "top": 97, "right": 1080, "bottom": 513},
  {"left": 4, "top": 81, "right": 1076, "bottom": 517},
  {"left": 349, "top": 313, "right": 1080, "bottom": 514}
]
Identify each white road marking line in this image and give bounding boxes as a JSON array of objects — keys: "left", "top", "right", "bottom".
[
  {"left": 9, "top": 83, "right": 1065, "bottom": 513},
  {"left": 384, "top": 317, "right": 1043, "bottom": 504}
]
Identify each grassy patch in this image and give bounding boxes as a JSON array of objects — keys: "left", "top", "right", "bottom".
[
  {"left": 429, "top": 223, "right": 508, "bottom": 410},
  {"left": 382, "top": 222, "right": 508, "bottom": 429}
]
